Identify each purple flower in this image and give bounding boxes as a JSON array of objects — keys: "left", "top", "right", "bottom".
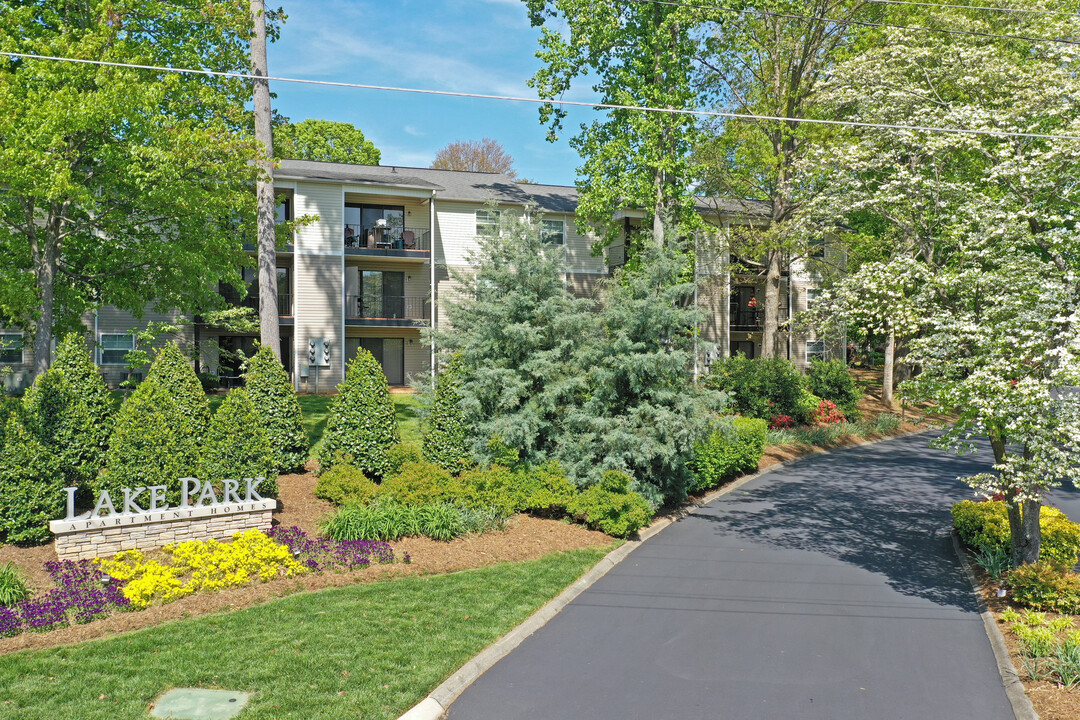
[
  {"left": 0, "top": 605, "right": 21, "bottom": 638},
  {"left": 264, "top": 527, "right": 397, "bottom": 572}
]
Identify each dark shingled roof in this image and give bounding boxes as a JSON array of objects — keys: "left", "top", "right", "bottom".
[{"left": 276, "top": 159, "right": 771, "bottom": 218}]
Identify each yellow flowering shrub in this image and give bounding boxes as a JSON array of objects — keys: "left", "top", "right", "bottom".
[{"left": 96, "top": 530, "right": 306, "bottom": 608}]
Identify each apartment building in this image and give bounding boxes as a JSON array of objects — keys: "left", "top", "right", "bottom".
[{"left": 0, "top": 160, "right": 835, "bottom": 392}]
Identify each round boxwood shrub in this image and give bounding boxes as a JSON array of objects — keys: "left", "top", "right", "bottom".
[
  {"left": 567, "top": 470, "right": 653, "bottom": 538},
  {"left": 145, "top": 341, "right": 210, "bottom": 443},
  {"left": 422, "top": 354, "right": 472, "bottom": 474},
  {"left": 0, "top": 414, "right": 67, "bottom": 544},
  {"left": 689, "top": 417, "right": 767, "bottom": 494},
  {"left": 315, "top": 453, "right": 379, "bottom": 506},
  {"left": 455, "top": 464, "right": 520, "bottom": 517},
  {"left": 100, "top": 380, "right": 198, "bottom": 503},
  {"left": 243, "top": 345, "right": 308, "bottom": 473},
  {"left": 514, "top": 461, "right": 577, "bottom": 516},
  {"left": 199, "top": 388, "right": 278, "bottom": 498},
  {"left": 378, "top": 460, "right": 458, "bottom": 506},
  {"left": 317, "top": 349, "right": 399, "bottom": 477},
  {"left": 705, "top": 356, "right": 806, "bottom": 422},
  {"left": 385, "top": 443, "right": 423, "bottom": 478},
  {"left": 952, "top": 500, "right": 1080, "bottom": 568},
  {"left": 806, "top": 358, "right": 862, "bottom": 421}
]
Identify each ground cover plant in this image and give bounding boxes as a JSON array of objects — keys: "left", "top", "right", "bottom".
[
  {"left": 0, "top": 546, "right": 612, "bottom": 720},
  {"left": 1000, "top": 608, "right": 1080, "bottom": 688},
  {"left": 764, "top": 413, "right": 902, "bottom": 447}
]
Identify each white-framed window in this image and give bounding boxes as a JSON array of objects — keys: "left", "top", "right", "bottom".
[
  {"left": 0, "top": 333, "right": 23, "bottom": 364},
  {"left": 99, "top": 333, "right": 135, "bottom": 365},
  {"left": 806, "top": 340, "right": 826, "bottom": 363},
  {"left": 806, "top": 288, "right": 822, "bottom": 310},
  {"left": 541, "top": 218, "right": 564, "bottom": 245},
  {"left": 476, "top": 209, "right": 501, "bottom": 237}
]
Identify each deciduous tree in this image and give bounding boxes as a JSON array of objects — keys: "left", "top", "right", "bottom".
[
  {"left": 274, "top": 119, "right": 381, "bottom": 165},
  {"left": 430, "top": 138, "right": 518, "bottom": 178}
]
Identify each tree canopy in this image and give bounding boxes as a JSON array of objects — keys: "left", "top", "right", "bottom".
[
  {"left": 0, "top": 0, "right": 268, "bottom": 375},
  {"left": 274, "top": 118, "right": 381, "bottom": 165}
]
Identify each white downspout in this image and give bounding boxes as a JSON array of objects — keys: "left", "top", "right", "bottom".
[{"left": 430, "top": 193, "right": 436, "bottom": 385}]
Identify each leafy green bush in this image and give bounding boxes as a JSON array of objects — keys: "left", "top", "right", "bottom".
[
  {"left": 145, "top": 341, "right": 210, "bottom": 443},
  {"left": 101, "top": 380, "right": 198, "bottom": 503},
  {"left": 0, "top": 561, "right": 31, "bottom": 606},
  {"left": 952, "top": 500, "right": 1080, "bottom": 567},
  {"left": 422, "top": 353, "right": 473, "bottom": 474},
  {"left": 795, "top": 390, "right": 822, "bottom": 425},
  {"left": 0, "top": 395, "right": 17, "bottom": 453},
  {"left": 514, "top": 461, "right": 577, "bottom": 516},
  {"left": 567, "top": 470, "right": 653, "bottom": 538},
  {"left": 377, "top": 460, "right": 457, "bottom": 506},
  {"left": 455, "top": 465, "right": 520, "bottom": 517},
  {"left": 243, "top": 346, "right": 308, "bottom": 473},
  {"left": 196, "top": 372, "right": 221, "bottom": 392},
  {"left": 323, "top": 501, "right": 466, "bottom": 542},
  {"left": 0, "top": 415, "right": 66, "bottom": 544},
  {"left": 806, "top": 359, "right": 862, "bottom": 420},
  {"left": 705, "top": 356, "right": 806, "bottom": 422},
  {"left": 385, "top": 443, "right": 423, "bottom": 477},
  {"left": 314, "top": 455, "right": 378, "bottom": 506},
  {"left": 688, "top": 417, "right": 767, "bottom": 494},
  {"left": 1009, "top": 562, "right": 1080, "bottom": 614},
  {"left": 316, "top": 349, "right": 399, "bottom": 477},
  {"left": 198, "top": 388, "right": 277, "bottom": 497}
]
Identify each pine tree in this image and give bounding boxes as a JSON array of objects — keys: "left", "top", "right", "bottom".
[
  {"left": 317, "top": 349, "right": 399, "bottom": 478},
  {"left": 422, "top": 353, "right": 472, "bottom": 473},
  {"left": 243, "top": 345, "right": 307, "bottom": 473},
  {"left": 199, "top": 388, "right": 277, "bottom": 497}
]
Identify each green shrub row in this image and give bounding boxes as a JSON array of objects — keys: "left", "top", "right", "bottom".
[
  {"left": 1008, "top": 562, "right": 1080, "bottom": 615},
  {"left": 952, "top": 500, "right": 1080, "bottom": 568},
  {"left": 688, "top": 417, "right": 767, "bottom": 494}
]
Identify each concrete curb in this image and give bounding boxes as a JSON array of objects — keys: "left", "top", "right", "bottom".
[
  {"left": 949, "top": 529, "right": 1039, "bottom": 720},
  {"left": 395, "top": 424, "right": 939, "bottom": 720}
]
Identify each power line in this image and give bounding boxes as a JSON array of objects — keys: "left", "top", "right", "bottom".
[
  {"left": 628, "top": 0, "right": 1080, "bottom": 46},
  {"left": 6, "top": 51, "right": 1080, "bottom": 142},
  {"left": 864, "top": 0, "right": 1079, "bottom": 17}
]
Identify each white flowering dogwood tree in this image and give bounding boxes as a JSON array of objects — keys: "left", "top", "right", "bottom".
[{"left": 800, "top": 7, "right": 1080, "bottom": 564}]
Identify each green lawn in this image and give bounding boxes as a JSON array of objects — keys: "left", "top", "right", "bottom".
[{"left": 0, "top": 546, "right": 612, "bottom": 720}]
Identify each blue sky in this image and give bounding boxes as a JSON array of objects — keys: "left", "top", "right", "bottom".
[{"left": 269, "top": 0, "right": 593, "bottom": 185}]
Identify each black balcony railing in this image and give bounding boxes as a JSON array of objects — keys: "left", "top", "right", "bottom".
[
  {"left": 344, "top": 225, "right": 430, "bottom": 252},
  {"left": 220, "top": 287, "right": 291, "bottom": 316},
  {"left": 277, "top": 293, "right": 292, "bottom": 316},
  {"left": 730, "top": 309, "right": 765, "bottom": 329},
  {"left": 346, "top": 295, "right": 430, "bottom": 321}
]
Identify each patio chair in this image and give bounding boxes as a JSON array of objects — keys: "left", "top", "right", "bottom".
[{"left": 402, "top": 230, "right": 415, "bottom": 249}]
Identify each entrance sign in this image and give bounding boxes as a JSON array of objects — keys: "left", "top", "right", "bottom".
[{"left": 50, "top": 478, "right": 277, "bottom": 561}]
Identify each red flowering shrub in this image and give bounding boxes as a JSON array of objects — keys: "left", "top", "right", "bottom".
[
  {"left": 769, "top": 414, "right": 795, "bottom": 430},
  {"left": 810, "top": 400, "right": 846, "bottom": 426}
]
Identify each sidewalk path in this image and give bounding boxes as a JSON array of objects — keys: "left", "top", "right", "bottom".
[{"left": 447, "top": 432, "right": 1016, "bottom": 720}]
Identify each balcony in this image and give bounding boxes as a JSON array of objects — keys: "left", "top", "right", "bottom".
[
  {"left": 219, "top": 289, "right": 293, "bottom": 325},
  {"left": 730, "top": 309, "right": 764, "bottom": 330},
  {"left": 345, "top": 295, "right": 430, "bottom": 327},
  {"left": 344, "top": 225, "right": 430, "bottom": 259}
]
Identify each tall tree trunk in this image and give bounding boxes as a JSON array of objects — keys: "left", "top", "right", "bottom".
[
  {"left": 652, "top": 168, "right": 665, "bottom": 246},
  {"left": 30, "top": 223, "right": 57, "bottom": 378},
  {"left": 761, "top": 249, "right": 782, "bottom": 358},
  {"left": 251, "top": 0, "right": 280, "bottom": 359},
  {"left": 1007, "top": 497, "right": 1042, "bottom": 567},
  {"left": 883, "top": 325, "right": 895, "bottom": 405}
]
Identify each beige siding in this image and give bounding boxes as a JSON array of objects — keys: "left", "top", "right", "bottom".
[
  {"left": 0, "top": 327, "right": 34, "bottom": 393},
  {"left": 560, "top": 215, "right": 606, "bottom": 273},
  {"left": 95, "top": 307, "right": 193, "bottom": 387},
  {"left": 294, "top": 181, "right": 343, "bottom": 256},
  {"left": 434, "top": 201, "right": 483, "bottom": 266},
  {"left": 344, "top": 327, "right": 428, "bottom": 382},
  {"left": 293, "top": 253, "right": 343, "bottom": 391}
]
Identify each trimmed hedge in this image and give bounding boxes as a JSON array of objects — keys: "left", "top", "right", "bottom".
[
  {"left": 315, "top": 456, "right": 379, "bottom": 506},
  {"left": 244, "top": 346, "right": 308, "bottom": 473},
  {"left": 199, "top": 388, "right": 278, "bottom": 497},
  {"left": 422, "top": 354, "right": 472, "bottom": 474},
  {"left": 705, "top": 356, "right": 806, "bottom": 422},
  {"left": 317, "top": 349, "right": 399, "bottom": 477},
  {"left": 806, "top": 359, "right": 862, "bottom": 421},
  {"left": 145, "top": 342, "right": 210, "bottom": 443},
  {"left": 952, "top": 500, "right": 1080, "bottom": 568},
  {"left": 567, "top": 470, "right": 653, "bottom": 538},
  {"left": 0, "top": 415, "right": 66, "bottom": 544},
  {"left": 688, "top": 417, "right": 767, "bottom": 494}
]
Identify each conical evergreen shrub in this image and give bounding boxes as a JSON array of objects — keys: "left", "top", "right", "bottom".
[
  {"left": 21, "top": 334, "right": 113, "bottom": 488},
  {"left": 199, "top": 388, "right": 278, "bottom": 497},
  {"left": 100, "top": 375, "right": 199, "bottom": 503},
  {"left": 144, "top": 341, "right": 210, "bottom": 442},
  {"left": 0, "top": 415, "right": 67, "bottom": 544},
  {"left": 422, "top": 354, "right": 472, "bottom": 474},
  {"left": 317, "top": 349, "right": 399, "bottom": 477},
  {"left": 244, "top": 345, "right": 307, "bottom": 473}
]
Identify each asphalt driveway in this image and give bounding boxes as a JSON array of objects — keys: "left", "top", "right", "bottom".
[{"left": 447, "top": 432, "right": 1017, "bottom": 720}]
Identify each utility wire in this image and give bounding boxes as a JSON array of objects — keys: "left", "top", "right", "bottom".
[
  {"left": 6, "top": 51, "right": 1080, "bottom": 142},
  {"left": 628, "top": 0, "right": 1080, "bottom": 46},
  {"left": 863, "top": 0, "right": 1079, "bottom": 17}
]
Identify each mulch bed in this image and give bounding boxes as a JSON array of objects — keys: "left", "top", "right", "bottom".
[{"left": 965, "top": 549, "right": 1080, "bottom": 720}]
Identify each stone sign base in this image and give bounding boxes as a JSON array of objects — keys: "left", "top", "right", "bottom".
[{"left": 51, "top": 500, "right": 277, "bottom": 561}]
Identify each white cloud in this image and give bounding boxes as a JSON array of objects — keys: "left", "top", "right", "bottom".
[{"left": 403, "top": 125, "right": 425, "bottom": 137}]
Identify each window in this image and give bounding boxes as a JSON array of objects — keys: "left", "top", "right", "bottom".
[
  {"left": 806, "top": 288, "right": 821, "bottom": 310},
  {"left": 806, "top": 340, "right": 826, "bottom": 363},
  {"left": 275, "top": 197, "right": 291, "bottom": 224},
  {"left": 476, "top": 209, "right": 501, "bottom": 237},
  {"left": 0, "top": 333, "right": 22, "bottom": 364},
  {"left": 809, "top": 237, "right": 825, "bottom": 259},
  {"left": 100, "top": 333, "right": 135, "bottom": 365},
  {"left": 541, "top": 219, "right": 564, "bottom": 245}
]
